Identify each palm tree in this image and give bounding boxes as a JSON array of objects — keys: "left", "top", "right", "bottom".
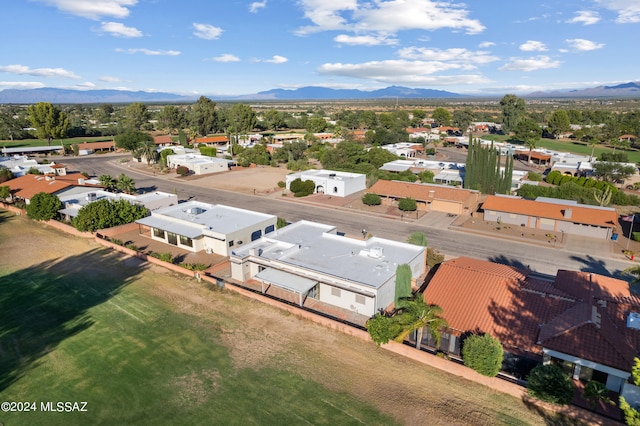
[
  {"left": 116, "top": 173, "right": 136, "bottom": 194},
  {"left": 624, "top": 265, "right": 640, "bottom": 285},
  {"left": 99, "top": 174, "right": 116, "bottom": 191},
  {"left": 134, "top": 139, "right": 158, "bottom": 165},
  {"left": 394, "top": 296, "right": 448, "bottom": 350}
]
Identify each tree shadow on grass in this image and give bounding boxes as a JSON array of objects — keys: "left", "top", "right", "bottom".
[{"left": 0, "top": 248, "right": 148, "bottom": 392}]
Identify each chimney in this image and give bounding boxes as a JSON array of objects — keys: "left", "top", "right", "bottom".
[{"left": 563, "top": 208, "right": 572, "bottom": 219}]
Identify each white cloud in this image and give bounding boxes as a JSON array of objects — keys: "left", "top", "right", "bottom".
[
  {"left": 519, "top": 40, "right": 547, "bottom": 52},
  {"left": 397, "top": 47, "right": 498, "bottom": 65},
  {"left": 115, "top": 48, "right": 181, "bottom": 56},
  {"left": 499, "top": 56, "right": 561, "bottom": 71},
  {"left": 99, "top": 76, "right": 123, "bottom": 82},
  {"left": 334, "top": 34, "right": 398, "bottom": 46},
  {"left": 0, "top": 81, "right": 46, "bottom": 89},
  {"left": 76, "top": 81, "right": 96, "bottom": 89},
  {"left": 99, "top": 21, "right": 142, "bottom": 37},
  {"left": 212, "top": 54, "right": 240, "bottom": 62},
  {"left": 295, "top": 0, "right": 484, "bottom": 35},
  {"left": 263, "top": 55, "right": 288, "bottom": 64},
  {"left": 478, "top": 41, "right": 495, "bottom": 48},
  {"left": 316, "top": 59, "right": 492, "bottom": 86},
  {"left": 249, "top": 0, "right": 267, "bottom": 13},
  {"left": 0, "top": 64, "right": 81, "bottom": 79},
  {"left": 594, "top": 0, "right": 640, "bottom": 23},
  {"left": 565, "top": 38, "right": 605, "bottom": 51},
  {"left": 39, "top": 0, "right": 137, "bottom": 20},
  {"left": 193, "top": 23, "right": 223, "bottom": 40},
  {"left": 567, "top": 10, "right": 600, "bottom": 25}
]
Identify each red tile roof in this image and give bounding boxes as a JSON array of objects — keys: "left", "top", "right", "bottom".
[
  {"left": 369, "top": 180, "right": 477, "bottom": 203},
  {"left": 482, "top": 195, "right": 618, "bottom": 228},
  {"left": 3, "top": 174, "right": 73, "bottom": 200},
  {"left": 77, "top": 141, "right": 115, "bottom": 150},
  {"left": 153, "top": 135, "right": 173, "bottom": 144},
  {"left": 195, "top": 136, "right": 228, "bottom": 144},
  {"left": 424, "top": 257, "right": 640, "bottom": 371}
]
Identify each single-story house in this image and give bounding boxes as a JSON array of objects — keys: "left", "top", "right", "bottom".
[
  {"left": 135, "top": 201, "right": 277, "bottom": 256},
  {"left": 482, "top": 195, "right": 618, "bottom": 239},
  {"left": 0, "top": 155, "right": 67, "bottom": 177},
  {"left": 285, "top": 169, "right": 366, "bottom": 197},
  {"left": 367, "top": 180, "right": 480, "bottom": 215},
  {"left": 230, "top": 220, "right": 427, "bottom": 316},
  {"left": 194, "top": 136, "right": 229, "bottom": 146},
  {"left": 514, "top": 150, "right": 552, "bottom": 166},
  {"left": 1, "top": 146, "right": 64, "bottom": 156},
  {"left": 76, "top": 141, "right": 116, "bottom": 155},
  {"left": 57, "top": 189, "right": 177, "bottom": 220},
  {"left": 153, "top": 135, "right": 174, "bottom": 147},
  {"left": 167, "top": 154, "right": 231, "bottom": 175},
  {"left": 423, "top": 256, "right": 640, "bottom": 393},
  {"left": 2, "top": 172, "right": 102, "bottom": 204}
]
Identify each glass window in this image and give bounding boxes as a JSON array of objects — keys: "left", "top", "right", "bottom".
[
  {"left": 179, "top": 235, "right": 192, "bottom": 247},
  {"left": 153, "top": 228, "right": 165, "bottom": 238},
  {"left": 228, "top": 240, "right": 234, "bottom": 247},
  {"left": 265, "top": 225, "right": 275, "bottom": 234},
  {"left": 251, "top": 229, "right": 262, "bottom": 241},
  {"left": 167, "top": 232, "right": 177, "bottom": 245}
]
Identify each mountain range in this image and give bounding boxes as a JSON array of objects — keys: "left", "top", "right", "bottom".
[{"left": 0, "top": 82, "right": 639, "bottom": 104}]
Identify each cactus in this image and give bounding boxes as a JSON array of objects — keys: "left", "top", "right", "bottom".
[{"left": 594, "top": 186, "right": 612, "bottom": 206}]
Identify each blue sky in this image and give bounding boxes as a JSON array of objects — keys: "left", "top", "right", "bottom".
[{"left": 1, "top": 0, "right": 639, "bottom": 96}]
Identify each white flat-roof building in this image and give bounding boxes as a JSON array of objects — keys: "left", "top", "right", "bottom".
[
  {"left": 230, "top": 220, "right": 426, "bottom": 316},
  {"left": 57, "top": 189, "right": 178, "bottom": 220},
  {"left": 136, "top": 201, "right": 277, "bottom": 256},
  {"left": 0, "top": 155, "right": 62, "bottom": 177},
  {"left": 285, "top": 169, "right": 366, "bottom": 197},
  {"left": 167, "top": 154, "right": 231, "bottom": 175}
]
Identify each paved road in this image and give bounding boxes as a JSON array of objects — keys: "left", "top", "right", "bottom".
[{"left": 60, "top": 154, "right": 634, "bottom": 279}]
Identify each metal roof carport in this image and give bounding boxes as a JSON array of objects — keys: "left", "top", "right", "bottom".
[{"left": 255, "top": 268, "right": 318, "bottom": 307}]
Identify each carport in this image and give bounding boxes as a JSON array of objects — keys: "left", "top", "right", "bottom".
[{"left": 255, "top": 268, "right": 318, "bottom": 307}]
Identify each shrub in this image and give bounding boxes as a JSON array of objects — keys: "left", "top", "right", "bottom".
[
  {"left": 545, "top": 170, "right": 562, "bottom": 185},
  {"left": 176, "top": 166, "right": 190, "bottom": 176},
  {"left": 180, "top": 263, "right": 209, "bottom": 271},
  {"left": 110, "top": 238, "right": 123, "bottom": 246},
  {"left": 462, "top": 334, "right": 504, "bottom": 377},
  {"left": 277, "top": 180, "right": 286, "bottom": 188},
  {"left": 149, "top": 252, "right": 173, "bottom": 263},
  {"left": 407, "top": 232, "right": 428, "bottom": 246},
  {"left": 426, "top": 248, "right": 445, "bottom": 268},
  {"left": 199, "top": 146, "right": 216, "bottom": 157},
  {"left": 527, "top": 172, "right": 542, "bottom": 182},
  {"left": 276, "top": 217, "right": 288, "bottom": 229},
  {"left": 362, "top": 193, "right": 382, "bottom": 206},
  {"left": 125, "top": 243, "right": 138, "bottom": 251},
  {"left": 526, "top": 364, "right": 574, "bottom": 405},
  {"left": 398, "top": 197, "right": 417, "bottom": 211},
  {"left": 26, "top": 192, "right": 62, "bottom": 221},
  {"left": 419, "top": 170, "right": 435, "bottom": 183}
]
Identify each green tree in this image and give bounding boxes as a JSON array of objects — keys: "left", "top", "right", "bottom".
[
  {"left": 189, "top": 96, "right": 219, "bottom": 137},
  {"left": 0, "top": 185, "right": 11, "bottom": 201},
  {"left": 115, "top": 174, "right": 136, "bottom": 194},
  {"left": 547, "top": 110, "right": 571, "bottom": 139},
  {"left": 0, "top": 168, "right": 14, "bottom": 183},
  {"left": 407, "top": 232, "right": 428, "bottom": 246},
  {"left": 462, "top": 334, "right": 504, "bottom": 377},
  {"left": 394, "top": 264, "right": 412, "bottom": 306},
  {"left": 593, "top": 162, "right": 637, "bottom": 183},
  {"left": 158, "top": 105, "right": 185, "bottom": 134},
  {"left": 73, "top": 198, "right": 149, "bottom": 232},
  {"left": 99, "top": 174, "right": 117, "bottom": 191},
  {"left": 362, "top": 193, "right": 382, "bottom": 206},
  {"left": 123, "top": 102, "right": 150, "bottom": 130},
  {"left": 306, "top": 116, "right": 328, "bottom": 133},
  {"left": 115, "top": 129, "right": 153, "bottom": 151},
  {"left": 499, "top": 94, "right": 526, "bottom": 133},
  {"left": 394, "top": 296, "right": 447, "bottom": 350},
  {"left": 526, "top": 364, "right": 574, "bottom": 405},
  {"left": 27, "top": 102, "right": 69, "bottom": 146},
  {"left": 418, "top": 170, "right": 434, "bottom": 183},
  {"left": 620, "top": 358, "right": 640, "bottom": 425},
  {"left": 452, "top": 108, "right": 474, "bottom": 132},
  {"left": 264, "top": 109, "right": 285, "bottom": 130},
  {"left": 432, "top": 107, "right": 452, "bottom": 127},
  {"left": 227, "top": 103, "right": 257, "bottom": 154},
  {"left": 366, "top": 312, "right": 402, "bottom": 346},
  {"left": 514, "top": 118, "right": 542, "bottom": 164},
  {"left": 26, "top": 192, "right": 62, "bottom": 221},
  {"left": 464, "top": 139, "right": 513, "bottom": 194},
  {"left": 398, "top": 198, "right": 417, "bottom": 211},
  {"left": 134, "top": 139, "right": 158, "bottom": 165},
  {"left": 276, "top": 217, "right": 288, "bottom": 229}
]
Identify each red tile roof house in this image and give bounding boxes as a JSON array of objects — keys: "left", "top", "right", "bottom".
[
  {"left": 2, "top": 172, "right": 102, "bottom": 204},
  {"left": 368, "top": 180, "right": 481, "bottom": 216},
  {"left": 194, "top": 136, "right": 229, "bottom": 146},
  {"left": 153, "top": 135, "right": 174, "bottom": 146},
  {"left": 422, "top": 256, "right": 640, "bottom": 396},
  {"left": 482, "top": 195, "right": 618, "bottom": 240}
]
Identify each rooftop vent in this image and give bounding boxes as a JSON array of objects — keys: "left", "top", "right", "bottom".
[
  {"left": 86, "top": 192, "right": 97, "bottom": 202},
  {"left": 563, "top": 208, "right": 572, "bottom": 219},
  {"left": 628, "top": 312, "right": 640, "bottom": 330},
  {"left": 187, "top": 207, "right": 205, "bottom": 215},
  {"left": 369, "top": 247, "right": 384, "bottom": 259}
]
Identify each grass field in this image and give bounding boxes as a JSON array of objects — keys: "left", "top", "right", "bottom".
[{"left": 0, "top": 211, "right": 560, "bottom": 425}]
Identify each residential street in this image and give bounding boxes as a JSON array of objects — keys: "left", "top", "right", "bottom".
[{"left": 59, "top": 154, "right": 635, "bottom": 279}]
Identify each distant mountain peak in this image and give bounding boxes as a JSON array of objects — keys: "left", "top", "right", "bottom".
[{"left": 527, "top": 81, "right": 640, "bottom": 98}]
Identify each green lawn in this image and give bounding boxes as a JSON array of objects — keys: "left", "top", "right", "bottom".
[
  {"left": 481, "top": 134, "right": 640, "bottom": 163},
  {"left": 0, "top": 136, "right": 114, "bottom": 150},
  {"left": 0, "top": 241, "right": 393, "bottom": 425}
]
